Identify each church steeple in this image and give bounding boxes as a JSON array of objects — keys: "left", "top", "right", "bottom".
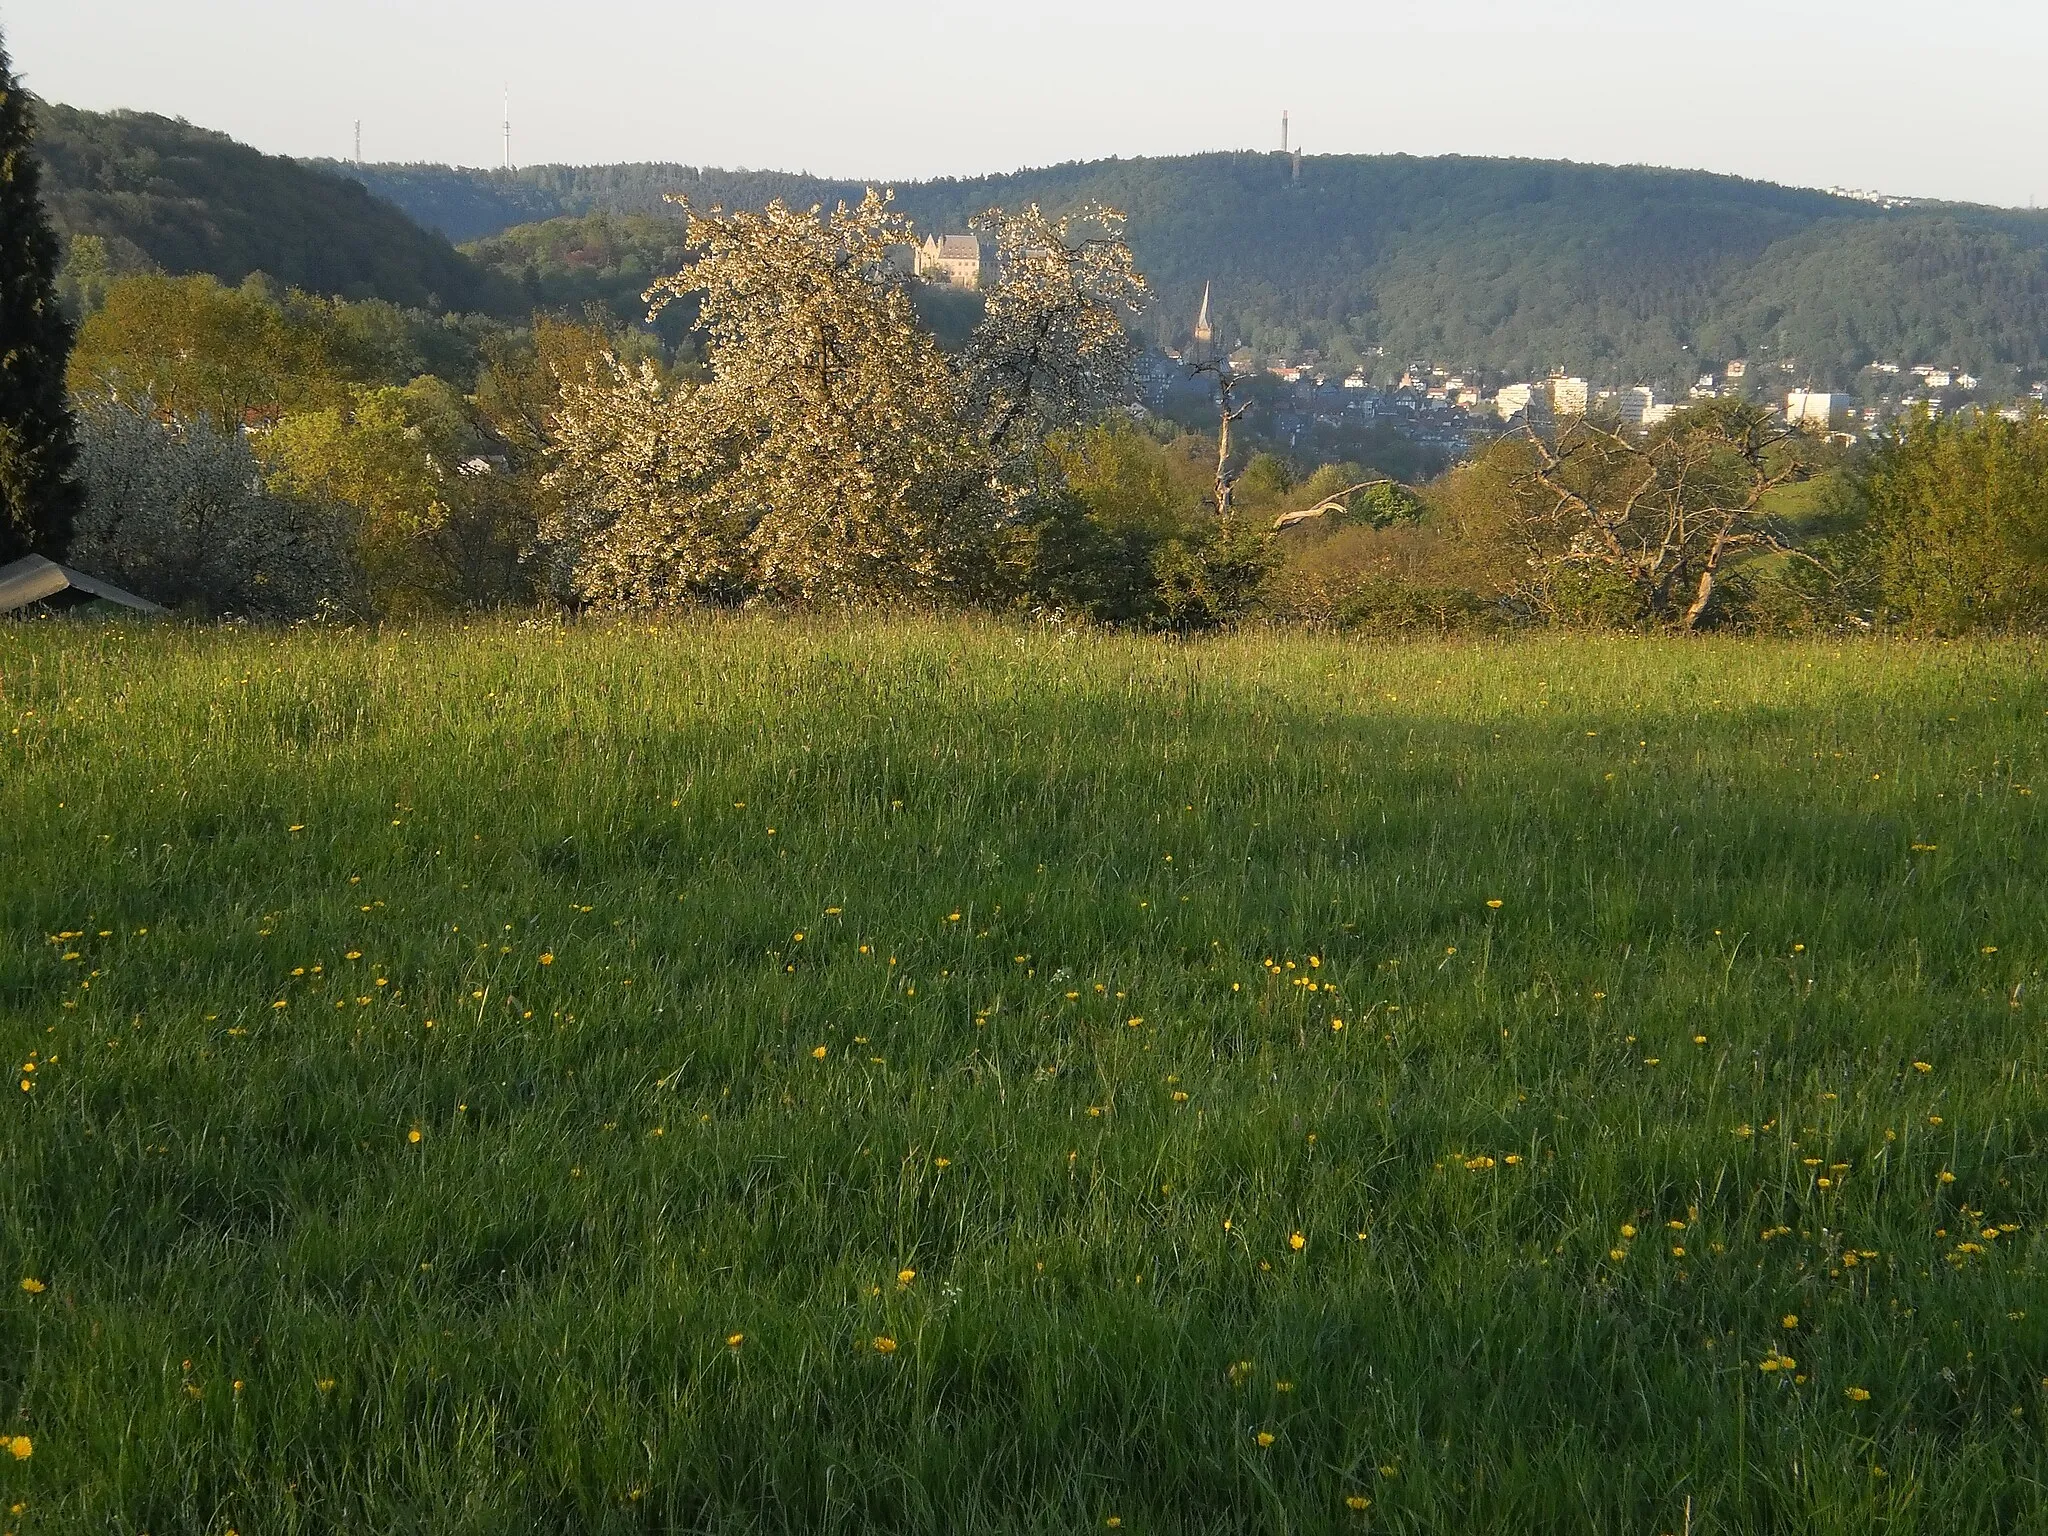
[{"left": 1192, "top": 281, "right": 1214, "bottom": 360}]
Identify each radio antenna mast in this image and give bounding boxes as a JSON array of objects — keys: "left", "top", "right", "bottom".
[{"left": 502, "top": 86, "right": 512, "bottom": 170}]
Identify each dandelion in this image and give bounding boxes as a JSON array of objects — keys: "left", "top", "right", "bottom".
[
  {"left": 727, "top": 1333, "right": 745, "bottom": 1348},
  {"left": 407, "top": 1128, "right": 422, "bottom": 1144},
  {"left": 812, "top": 1046, "right": 827, "bottom": 1059},
  {"left": 1620, "top": 1224, "right": 1637, "bottom": 1239},
  {"left": 1846, "top": 1386, "right": 1871, "bottom": 1402},
  {"left": 317, "top": 1379, "right": 336, "bottom": 1392},
  {"left": 539, "top": 953, "right": 554, "bottom": 965},
  {"left": 19, "top": 1278, "right": 44, "bottom": 1294},
  {"left": 1255, "top": 1430, "right": 1276, "bottom": 1447},
  {"left": 898, "top": 1269, "right": 916, "bottom": 1286},
  {"left": 1912, "top": 1061, "right": 1933, "bottom": 1073},
  {"left": 1939, "top": 1171, "right": 1957, "bottom": 1184},
  {"left": 1783, "top": 1315, "right": 1798, "bottom": 1329},
  {"left": 7, "top": 1436, "right": 30, "bottom": 1460},
  {"left": 1105, "top": 1519, "right": 1122, "bottom": 1529},
  {"left": 1289, "top": 1232, "right": 1306, "bottom": 1251},
  {"left": 345, "top": 951, "right": 362, "bottom": 960},
  {"left": 873, "top": 1336, "right": 898, "bottom": 1354}
]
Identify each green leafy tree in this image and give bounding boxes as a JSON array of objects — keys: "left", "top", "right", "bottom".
[
  {"left": 68, "top": 273, "right": 340, "bottom": 429},
  {"left": 1860, "top": 409, "right": 2048, "bottom": 632},
  {"left": 54, "top": 233, "right": 116, "bottom": 320},
  {"left": 0, "top": 29, "right": 81, "bottom": 561},
  {"left": 261, "top": 378, "right": 524, "bottom": 615}
]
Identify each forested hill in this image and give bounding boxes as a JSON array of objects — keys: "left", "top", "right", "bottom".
[
  {"left": 340, "top": 152, "right": 2048, "bottom": 390},
  {"left": 36, "top": 105, "right": 515, "bottom": 313}
]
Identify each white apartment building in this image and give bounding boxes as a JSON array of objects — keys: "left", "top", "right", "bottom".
[
  {"left": 1786, "top": 390, "right": 1838, "bottom": 430},
  {"left": 1550, "top": 376, "right": 1590, "bottom": 416}
]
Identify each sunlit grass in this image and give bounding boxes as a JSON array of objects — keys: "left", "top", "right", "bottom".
[{"left": 2, "top": 617, "right": 2044, "bottom": 1533}]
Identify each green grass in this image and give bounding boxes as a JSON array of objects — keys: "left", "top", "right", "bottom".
[{"left": 2, "top": 618, "right": 2045, "bottom": 1535}]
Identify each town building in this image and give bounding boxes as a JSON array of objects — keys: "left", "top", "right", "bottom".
[
  {"left": 1550, "top": 376, "right": 1590, "bottom": 416},
  {"left": 1786, "top": 390, "right": 1839, "bottom": 430},
  {"left": 915, "top": 234, "right": 983, "bottom": 289}
]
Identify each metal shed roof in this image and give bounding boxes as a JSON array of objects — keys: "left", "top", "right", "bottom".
[{"left": 0, "top": 555, "right": 166, "bottom": 615}]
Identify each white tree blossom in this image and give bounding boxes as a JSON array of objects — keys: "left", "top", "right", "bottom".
[
  {"left": 963, "top": 203, "right": 1148, "bottom": 455},
  {"left": 70, "top": 396, "right": 359, "bottom": 619},
  {"left": 546, "top": 192, "right": 994, "bottom": 607},
  {"left": 542, "top": 190, "right": 1148, "bottom": 609}
]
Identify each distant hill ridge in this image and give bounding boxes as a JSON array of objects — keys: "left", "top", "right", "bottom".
[
  {"left": 35, "top": 100, "right": 2048, "bottom": 392},
  {"left": 332, "top": 152, "right": 2048, "bottom": 391}
]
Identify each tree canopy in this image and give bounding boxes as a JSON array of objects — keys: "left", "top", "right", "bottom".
[{"left": 0, "top": 30, "right": 79, "bottom": 561}]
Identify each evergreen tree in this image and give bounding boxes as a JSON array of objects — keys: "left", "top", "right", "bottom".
[{"left": 0, "top": 28, "right": 80, "bottom": 562}]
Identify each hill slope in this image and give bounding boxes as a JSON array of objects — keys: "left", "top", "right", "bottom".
[
  {"left": 36, "top": 104, "right": 515, "bottom": 314},
  {"left": 343, "top": 153, "right": 2048, "bottom": 390}
]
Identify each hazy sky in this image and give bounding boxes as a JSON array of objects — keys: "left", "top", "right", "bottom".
[{"left": 11, "top": 0, "right": 2048, "bottom": 206}]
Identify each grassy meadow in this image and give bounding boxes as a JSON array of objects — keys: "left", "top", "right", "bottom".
[{"left": 1, "top": 618, "right": 2045, "bottom": 1534}]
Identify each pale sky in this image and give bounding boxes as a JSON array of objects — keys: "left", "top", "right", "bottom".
[{"left": 10, "top": 0, "right": 2048, "bottom": 207}]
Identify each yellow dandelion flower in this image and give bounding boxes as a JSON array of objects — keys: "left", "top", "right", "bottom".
[
  {"left": 1486, "top": 899, "right": 1503, "bottom": 909},
  {"left": 873, "top": 1336, "right": 898, "bottom": 1354},
  {"left": 1105, "top": 1519, "right": 1122, "bottom": 1529},
  {"left": 1846, "top": 1386, "right": 1871, "bottom": 1402},
  {"left": 1289, "top": 1232, "right": 1305, "bottom": 1251},
  {"left": 1912, "top": 1061, "right": 1933, "bottom": 1073},
  {"left": 539, "top": 953, "right": 554, "bottom": 965},
  {"left": 6, "top": 1436, "right": 29, "bottom": 1460},
  {"left": 811, "top": 1046, "right": 827, "bottom": 1059},
  {"left": 1620, "top": 1224, "right": 1638, "bottom": 1239},
  {"left": 1939, "top": 1170, "right": 1956, "bottom": 1184},
  {"left": 1255, "top": 1431, "right": 1276, "bottom": 1447},
  {"left": 407, "top": 1127, "right": 422, "bottom": 1144},
  {"left": 19, "top": 1278, "right": 44, "bottom": 1294},
  {"left": 727, "top": 1333, "right": 745, "bottom": 1348},
  {"left": 1782, "top": 1315, "right": 1798, "bottom": 1329},
  {"left": 898, "top": 1269, "right": 916, "bottom": 1286},
  {"left": 1346, "top": 1496, "right": 1372, "bottom": 1510}
]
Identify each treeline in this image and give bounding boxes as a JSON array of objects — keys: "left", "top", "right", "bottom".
[{"left": 53, "top": 261, "right": 2048, "bottom": 636}]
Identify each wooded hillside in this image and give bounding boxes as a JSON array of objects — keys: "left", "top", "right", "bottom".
[
  {"left": 37, "top": 105, "right": 515, "bottom": 314},
  {"left": 341, "top": 152, "right": 2048, "bottom": 390}
]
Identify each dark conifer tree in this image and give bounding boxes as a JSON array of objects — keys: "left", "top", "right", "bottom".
[{"left": 0, "top": 27, "right": 80, "bottom": 562}]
